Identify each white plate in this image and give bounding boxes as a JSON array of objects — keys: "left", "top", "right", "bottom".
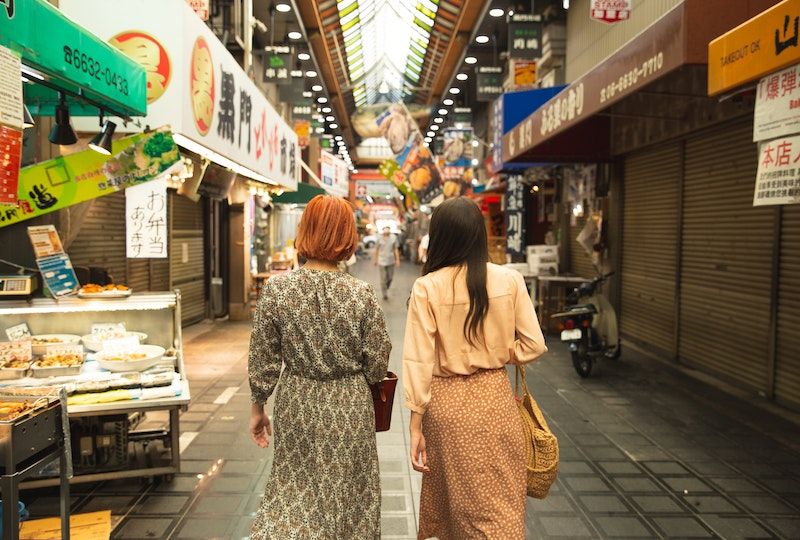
[
  {"left": 31, "top": 334, "right": 82, "bottom": 356},
  {"left": 560, "top": 329, "right": 583, "bottom": 341},
  {"left": 78, "top": 289, "right": 132, "bottom": 299},
  {"left": 96, "top": 344, "right": 167, "bottom": 372},
  {"left": 81, "top": 332, "right": 148, "bottom": 352}
]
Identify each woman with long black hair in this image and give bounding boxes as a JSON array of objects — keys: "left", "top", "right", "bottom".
[{"left": 402, "top": 197, "right": 548, "bottom": 539}]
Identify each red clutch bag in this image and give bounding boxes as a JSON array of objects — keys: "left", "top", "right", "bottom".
[{"left": 370, "top": 372, "right": 398, "bottom": 432}]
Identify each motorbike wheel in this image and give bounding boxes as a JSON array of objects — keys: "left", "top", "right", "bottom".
[
  {"left": 606, "top": 343, "right": 622, "bottom": 360},
  {"left": 571, "top": 351, "right": 593, "bottom": 378}
]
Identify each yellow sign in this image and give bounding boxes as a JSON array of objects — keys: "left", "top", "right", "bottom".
[{"left": 709, "top": 0, "right": 800, "bottom": 96}]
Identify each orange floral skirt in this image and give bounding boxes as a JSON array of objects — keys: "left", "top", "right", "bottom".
[{"left": 418, "top": 368, "right": 526, "bottom": 540}]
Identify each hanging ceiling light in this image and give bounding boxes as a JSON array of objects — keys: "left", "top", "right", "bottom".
[
  {"left": 326, "top": 115, "right": 335, "bottom": 122},
  {"left": 317, "top": 96, "right": 328, "bottom": 103},
  {"left": 23, "top": 105, "right": 34, "bottom": 129},
  {"left": 48, "top": 93, "right": 77, "bottom": 145},
  {"left": 438, "top": 108, "right": 448, "bottom": 115},
  {"left": 476, "top": 35, "right": 490, "bottom": 44},
  {"left": 434, "top": 117, "right": 444, "bottom": 124},
  {"left": 424, "top": 137, "right": 432, "bottom": 143},
  {"left": 312, "top": 84, "right": 323, "bottom": 92},
  {"left": 427, "top": 131, "right": 434, "bottom": 137},
  {"left": 330, "top": 123, "right": 338, "bottom": 129},
  {"left": 456, "top": 73, "right": 468, "bottom": 81},
  {"left": 305, "top": 70, "right": 317, "bottom": 77},
  {"left": 89, "top": 119, "right": 117, "bottom": 155},
  {"left": 335, "top": 135, "right": 343, "bottom": 141},
  {"left": 464, "top": 56, "right": 477, "bottom": 65},
  {"left": 322, "top": 107, "right": 332, "bottom": 113},
  {"left": 298, "top": 52, "right": 311, "bottom": 61},
  {"left": 443, "top": 98, "right": 454, "bottom": 106},
  {"left": 449, "top": 87, "right": 460, "bottom": 94},
  {"left": 431, "top": 125, "right": 440, "bottom": 131},
  {"left": 275, "top": 2, "right": 292, "bottom": 12},
  {"left": 489, "top": 8, "right": 504, "bottom": 17},
  {"left": 288, "top": 31, "right": 302, "bottom": 40}
]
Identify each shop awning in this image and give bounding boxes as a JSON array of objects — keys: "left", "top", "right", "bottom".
[
  {"left": 502, "top": 0, "right": 775, "bottom": 163},
  {"left": 272, "top": 182, "right": 326, "bottom": 205},
  {"left": 0, "top": 0, "right": 146, "bottom": 118}
]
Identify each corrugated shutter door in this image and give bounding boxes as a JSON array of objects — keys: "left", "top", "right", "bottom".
[
  {"left": 680, "top": 120, "right": 773, "bottom": 392},
  {"left": 127, "top": 259, "right": 150, "bottom": 291},
  {"left": 170, "top": 192, "right": 206, "bottom": 324},
  {"left": 69, "top": 192, "right": 127, "bottom": 284},
  {"left": 570, "top": 215, "right": 596, "bottom": 278},
  {"left": 621, "top": 144, "right": 681, "bottom": 355},
  {"left": 776, "top": 205, "right": 800, "bottom": 409}
]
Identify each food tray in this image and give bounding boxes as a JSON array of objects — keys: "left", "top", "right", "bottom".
[
  {"left": 77, "top": 289, "right": 132, "bottom": 299},
  {"left": 0, "top": 365, "right": 30, "bottom": 380},
  {"left": 0, "top": 396, "right": 50, "bottom": 423},
  {"left": 81, "top": 331, "right": 148, "bottom": 352},
  {"left": 31, "top": 334, "right": 82, "bottom": 356},
  {"left": 31, "top": 359, "right": 85, "bottom": 378}
]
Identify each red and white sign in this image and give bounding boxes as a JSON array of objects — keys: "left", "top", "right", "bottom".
[
  {"left": 754, "top": 135, "right": 800, "bottom": 206},
  {"left": 186, "top": 0, "right": 209, "bottom": 21},
  {"left": 754, "top": 63, "right": 800, "bottom": 142},
  {"left": 0, "top": 45, "right": 23, "bottom": 206},
  {"left": 590, "top": 0, "right": 632, "bottom": 24}
]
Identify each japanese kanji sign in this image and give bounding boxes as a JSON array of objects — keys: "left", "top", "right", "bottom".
[
  {"left": 754, "top": 135, "right": 800, "bottom": 206},
  {"left": 589, "top": 0, "right": 632, "bottom": 25},
  {"left": 126, "top": 176, "right": 168, "bottom": 258},
  {"left": 0, "top": 44, "right": 22, "bottom": 206},
  {"left": 508, "top": 14, "right": 543, "bottom": 60},
  {"left": 319, "top": 150, "right": 348, "bottom": 198},
  {"left": 754, "top": 63, "right": 800, "bottom": 142},
  {"left": 505, "top": 174, "right": 526, "bottom": 261},
  {"left": 476, "top": 67, "right": 504, "bottom": 102},
  {"left": 263, "top": 46, "right": 292, "bottom": 85}
]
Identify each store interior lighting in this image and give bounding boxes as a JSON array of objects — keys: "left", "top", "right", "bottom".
[
  {"left": 330, "top": 123, "right": 338, "bottom": 129},
  {"left": 431, "top": 124, "right": 440, "bottom": 131},
  {"left": 23, "top": 105, "right": 35, "bottom": 128},
  {"left": 449, "top": 87, "right": 460, "bottom": 94},
  {"left": 471, "top": 158, "right": 479, "bottom": 166},
  {"left": 172, "top": 133, "right": 278, "bottom": 185},
  {"left": 312, "top": 84, "right": 323, "bottom": 92},
  {"left": 89, "top": 120, "right": 117, "bottom": 155},
  {"left": 322, "top": 107, "right": 332, "bottom": 113},
  {"left": 317, "top": 96, "right": 328, "bottom": 103},
  {"left": 443, "top": 98, "right": 454, "bottom": 106},
  {"left": 427, "top": 131, "right": 434, "bottom": 137},
  {"left": 476, "top": 35, "right": 490, "bottom": 44},
  {"left": 288, "top": 31, "right": 302, "bottom": 40},
  {"left": 489, "top": 8, "right": 504, "bottom": 17},
  {"left": 434, "top": 117, "right": 444, "bottom": 124},
  {"left": 456, "top": 73, "right": 468, "bottom": 81},
  {"left": 306, "top": 70, "right": 318, "bottom": 78},
  {"left": 303, "top": 91, "right": 312, "bottom": 97},
  {"left": 48, "top": 92, "right": 77, "bottom": 145},
  {"left": 326, "top": 115, "right": 335, "bottom": 122},
  {"left": 275, "top": 2, "right": 292, "bottom": 12},
  {"left": 464, "top": 56, "right": 477, "bottom": 65},
  {"left": 298, "top": 52, "right": 311, "bottom": 61},
  {"left": 563, "top": 0, "right": 570, "bottom": 8},
  {"left": 334, "top": 135, "right": 342, "bottom": 141},
  {"left": 438, "top": 108, "right": 448, "bottom": 115}
]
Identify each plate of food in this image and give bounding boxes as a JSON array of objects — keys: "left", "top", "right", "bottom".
[
  {"left": 31, "top": 334, "right": 82, "bottom": 356},
  {"left": 81, "top": 331, "right": 148, "bottom": 352},
  {"left": 78, "top": 283, "right": 132, "bottom": 299},
  {"left": 96, "top": 344, "right": 167, "bottom": 373},
  {"left": 31, "top": 353, "right": 85, "bottom": 377}
]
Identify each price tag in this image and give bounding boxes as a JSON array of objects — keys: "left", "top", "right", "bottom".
[
  {"left": 42, "top": 343, "right": 84, "bottom": 358},
  {"left": 101, "top": 336, "right": 140, "bottom": 355},
  {"left": 91, "top": 323, "right": 127, "bottom": 337},
  {"left": 5, "top": 323, "right": 31, "bottom": 341},
  {"left": 0, "top": 341, "right": 32, "bottom": 362}
]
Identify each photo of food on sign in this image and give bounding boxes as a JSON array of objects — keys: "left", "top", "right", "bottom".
[
  {"left": 191, "top": 36, "right": 215, "bottom": 136},
  {"left": 103, "top": 131, "right": 181, "bottom": 186},
  {"left": 109, "top": 30, "right": 172, "bottom": 104},
  {"left": 400, "top": 142, "right": 442, "bottom": 204}
]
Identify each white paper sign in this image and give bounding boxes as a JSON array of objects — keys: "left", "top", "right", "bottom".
[
  {"left": 91, "top": 323, "right": 127, "bottom": 337},
  {"left": 0, "top": 45, "right": 23, "bottom": 129},
  {"left": 5, "top": 323, "right": 31, "bottom": 341},
  {"left": 126, "top": 177, "right": 168, "bottom": 258},
  {"left": 320, "top": 151, "right": 349, "bottom": 198},
  {"left": 754, "top": 135, "right": 800, "bottom": 206},
  {"left": 101, "top": 336, "right": 141, "bottom": 355},
  {"left": 754, "top": 63, "right": 800, "bottom": 142},
  {"left": 0, "top": 341, "right": 32, "bottom": 362}
]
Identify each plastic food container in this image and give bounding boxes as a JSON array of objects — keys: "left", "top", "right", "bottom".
[
  {"left": 30, "top": 335, "right": 82, "bottom": 356},
  {"left": 0, "top": 365, "right": 30, "bottom": 380},
  {"left": 31, "top": 358, "right": 85, "bottom": 378},
  {"left": 81, "top": 331, "right": 148, "bottom": 352}
]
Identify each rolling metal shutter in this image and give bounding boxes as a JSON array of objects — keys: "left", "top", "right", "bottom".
[
  {"left": 570, "top": 215, "right": 596, "bottom": 279},
  {"left": 621, "top": 144, "right": 681, "bottom": 356},
  {"left": 69, "top": 192, "right": 127, "bottom": 284},
  {"left": 775, "top": 205, "right": 800, "bottom": 409},
  {"left": 680, "top": 120, "right": 773, "bottom": 392},
  {"left": 170, "top": 192, "right": 206, "bottom": 324}
]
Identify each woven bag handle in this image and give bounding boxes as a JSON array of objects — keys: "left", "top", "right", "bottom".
[{"left": 515, "top": 364, "right": 552, "bottom": 433}]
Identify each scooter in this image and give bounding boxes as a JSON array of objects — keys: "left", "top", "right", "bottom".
[{"left": 550, "top": 272, "right": 620, "bottom": 378}]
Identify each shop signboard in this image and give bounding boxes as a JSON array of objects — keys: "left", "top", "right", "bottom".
[
  {"left": 452, "top": 107, "right": 473, "bottom": 126},
  {"left": 60, "top": 0, "right": 300, "bottom": 191},
  {"left": 512, "top": 59, "right": 537, "bottom": 89},
  {"left": 590, "top": 0, "right": 632, "bottom": 24},
  {"left": 754, "top": 134, "right": 800, "bottom": 206},
  {"left": 492, "top": 97, "right": 504, "bottom": 173},
  {"left": 27, "top": 225, "right": 79, "bottom": 298},
  {"left": 476, "top": 67, "right": 504, "bottom": 102},
  {"left": 754, "top": 63, "right": 800, "bottom": 142},
  {"left": 0, "top": 44, "right": 22, "bottom": 206},
  {"left": 0, "top": 130, "right": 182, "bottom": 228},
  {"left": 263, "top": 46, "right": 292, "bottom": 85},
  {"left": 279, "top": 71, "right": 305, "bottom": 102},
  {"left": 320, "top": 150, "right": 349, "bottom": 198},
  {"left": 508, "top": 14, "right": 543, "bottom": 60},
  {"left": 355, "top": 180, "right": 400, "bottom": 200},
  {"left": 709, "top": 0, "right": 800, "bottom": 96},
  {"left": 0, "top": 0, "right": 146, "bottom": 116},
  {"left": 506, "top": 174, "right": 526, "bottom": 261},
  {"left": 294, "top": 120, "right": 310, "bottom": 149},
  {"left": 442, "top": 128, "right": 474, "bottom": 168},
  {"left": 126, "top": 176, "right": 168, "bottom": 258},
  {"left": 185, "top": 0, "right": 209, "bottom": 21}
]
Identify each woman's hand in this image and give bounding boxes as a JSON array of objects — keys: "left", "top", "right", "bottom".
[
  {"left": 409, "top": 411, "right": 429, "bottom": 473},
  {"left": 250, "top": 403, "right": 272, "bottom": 448}
]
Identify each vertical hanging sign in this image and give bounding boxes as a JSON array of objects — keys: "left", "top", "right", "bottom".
[
  {"left": 0, "top": 44, "right": 23, "bottom": 206},
  {"left": 126, "top": 177, "right": 168, "bottom": 258},
  {"left": 505, "top": 174, "right": 526, "bottom": 261},
  {"left": 589, "top": 0, "right": 632, "bottom": 24}
]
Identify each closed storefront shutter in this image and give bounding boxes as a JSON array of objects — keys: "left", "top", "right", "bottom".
[
  {"left": 621, "top": 144, "right": 681, "bottom": 356},
  {"left": 126, "top": 259, "right": 150, "bottom": 291},
  {"left": 570, "top": 215, "right": 596, "bottom": 278},
  {"left": 680, "top": 120, "right": 773, "bottom": 392},
  {"left": 170, "top": 192, "right": 206, "bottom": 324},
  {"left": 776, "top": 205, "right": 800, "bottom": 409},
  {"left": 69, "top": 191, "right": 127, "bottom": 284}
]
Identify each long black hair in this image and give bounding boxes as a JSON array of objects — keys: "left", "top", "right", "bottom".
[{"left": 422, "top": 197, "right": 489, "bottom": 346}]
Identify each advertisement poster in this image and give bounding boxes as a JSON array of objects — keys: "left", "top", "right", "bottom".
[
  {"left": 506, "top": 174, "right": 526, "bottom": 260},
  {"left": 754, "top": 63, "right": 800, "bottom": 142},
  {"left": 319, "top": 150, "right": 349, "bottom": 198},
  {"left": 590, "top": 0, "right": 632, "bottom": 24},
  {"left": 126, "top": 176, "right": 168, "bottom": 258},
  {"left": 0, "top": 130, "right": 182, "bottom": 228},
  {"left": 0, "top": 44, "right": 23, "bottom": 206},
  {"left": 351, "top": 103, "right": 432, "bottom": 140},
  {"left": 754, "top": 135, "right": 800, "bottom": 206},
  {"left": 442, "top": 128, "right": 474, "bottom": 168},
  {"left": 294, "top": 120, "right": 310, "bottom": 149},
  {"left": 28, "top": 225, "right": 66, "bottom": 258},
  {"left": 513, "top": 60, "right": 537, "bottom": 89},
  {"left": 27, "top": 225, "right": 79, "bottom": 298}
]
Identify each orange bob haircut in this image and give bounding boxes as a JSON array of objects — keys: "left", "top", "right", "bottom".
[{"left": 295, "top": 195, "right": 358, "bottom": 263}]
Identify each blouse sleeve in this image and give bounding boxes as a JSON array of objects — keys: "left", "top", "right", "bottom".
[
  {"left": 248, "top": 281, "right": 283, "bottom": 404},
  {"left": 402, "top": 279, "right": 437, "bottom": 414},
  {"left": 361, "top": 287, "right": 392, "bottom": 384},
  {"left": 511, "top": 271, "right": 548, "bottom": 364}
]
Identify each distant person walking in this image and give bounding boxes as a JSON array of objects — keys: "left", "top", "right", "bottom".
[
  {"left": 402, "top": 197, "right": 548, "bottom": 540},
  {"left": 374, "top": 226, "right": 400, "bottom": 300},
  {"left": 249, "top": 195, "right": 391, "bottom": 539}
]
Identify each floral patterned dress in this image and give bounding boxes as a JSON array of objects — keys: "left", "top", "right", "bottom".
[{"left": 248, "top": 268, "right": 391, "bottom": 540}]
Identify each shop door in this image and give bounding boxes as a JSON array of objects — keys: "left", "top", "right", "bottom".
[
  {"left": 620, "top": 144, "right": 681, "bottom": 356},
  {"left": 775, "top": 205, "right": 800, "bottom": 409},
  {"left": 69, "top": 191, "right": 127, "bottom": 284},
  {"left": 680, "top": 120, "right": 773, "bottom": 392},
  {"left": 170, "top": 192, "right": 207, "bottom": 325}
]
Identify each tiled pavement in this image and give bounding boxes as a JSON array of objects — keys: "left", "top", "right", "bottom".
[{"left": 20, "top": 261, "right": 800, "bottom": 539}]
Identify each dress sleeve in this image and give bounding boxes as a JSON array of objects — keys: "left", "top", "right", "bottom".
[
  {"left": 402, "top": 279, "right": 437, "bottom": 414},
  {"left": 361, "top": 287, "right": 392, "bottom": 384},
  {"left": 511, "top": 271, "right": 548, "bottom": 364},
  {"left": 248, "top": 281, "right": 283, "bottom": 404}
]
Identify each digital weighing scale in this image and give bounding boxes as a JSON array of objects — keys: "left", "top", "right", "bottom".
[{"left": 0, "top": 275, "right": 38, "bottom": 297}]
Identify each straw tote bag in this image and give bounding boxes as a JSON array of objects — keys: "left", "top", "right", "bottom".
[{"left": 514, "top": 364, "right": 559, "bottom": 498}]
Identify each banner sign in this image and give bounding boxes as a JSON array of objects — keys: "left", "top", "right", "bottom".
[
  {"left": 506, "top": 174, "right": 526, "bottom": 260},
  {"left": 442, "top": 128, "right": 474, "bottom": 168},
  {"left": 512, "top": 59, "right": 537, "bottom": 89},
  {"left": 590, "top": 0, "right": 632, "bottom": 24},
  {"left": 492, "top": 97, "right": 504, "bottom": 173},
  {"left": 508, "top": 15, "right": 543, "bottom": 59},
  {"left": 754, "top": 135, "right": 800, "bottom": 206},
  {"left": 0, "top": 45, "right": 23, "bottom": 206},
  {"left": 320, "top": 150, "right": 349, "bottom": 198},
  {"left": 263, "top": 46, "right": 292, "bottom": 85},
  {"left": 27, "top": 225, "right": 79, "bottom": 298},
  {"left": 0, "top": 130, "right": 182, "bottom": 228},
  {"left": 126, "top": 176, "right": 168, "bottom": 258},
  {"left": 61, "top": 0, "right": 299, "bottom": 191},
  {"left": 355, "top": 180, "right": 400, "bottom": 199},
  {"left": 754, "top": 63, "right": 800, "bottom": 142},
  {"left": 477, "top": 67, "right": 504, "bottom": 102},
  {"left": 294, "top": 119, "right": 310, "bottom": 149}
]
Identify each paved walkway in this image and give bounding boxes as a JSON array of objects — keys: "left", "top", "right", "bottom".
[{"left": 20, "top": 261, "right": 800, "bottom": 539}]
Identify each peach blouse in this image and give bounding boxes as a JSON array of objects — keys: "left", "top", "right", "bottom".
[{"left": 402, "top": 263, "right": 548, "bottom": 413}]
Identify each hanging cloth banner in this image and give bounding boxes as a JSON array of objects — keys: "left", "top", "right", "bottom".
[{"left": 0, "top": 129, "right": 182, "bottom": 228}]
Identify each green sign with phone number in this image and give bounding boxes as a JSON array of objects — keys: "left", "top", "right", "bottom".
[{"left": 0, "top": 0, "right": 146, "bottom": 116}]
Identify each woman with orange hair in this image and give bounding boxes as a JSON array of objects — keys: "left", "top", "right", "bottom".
[{"left": 248, "top": 195, "right": 391, "bottom": 539}]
